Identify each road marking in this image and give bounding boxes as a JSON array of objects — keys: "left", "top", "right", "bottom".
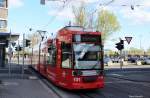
[
  {"left": 3, "top": 82, "right": 19, "bottom": 86},
  {"left": 105, "top": 81, "right": 132, "bottom": 84},
  {"left": 29, "top": 76, "right": 38, "bottom": 80},
  {"left": 108, "top": 73, "right": 124, "bottom": 77},
  {"left": 129, "top": 95, "right": 144, "bottom": 98}
]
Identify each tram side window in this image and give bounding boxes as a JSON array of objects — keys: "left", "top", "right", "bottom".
[
  {"left": 61, "top": 42, "right": 72, "bottom": 68},
  {"left": 47, "top": 45, "right": 56, "bottom": 66}
]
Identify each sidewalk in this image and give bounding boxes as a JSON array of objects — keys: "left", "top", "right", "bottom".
[
  {"left": 0, "top": 79, "right": 59, "bottom": 98},
  {"left": 0, "top": 64, "right": 59, "bottom": 98}
]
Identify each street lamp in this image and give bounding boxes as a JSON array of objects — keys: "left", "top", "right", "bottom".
[
  {"left": 36, "top": 30, "right": 47, "bottom": 67},
  {"left": 37, "top": 30, "right": 47, "bottom": 41}
]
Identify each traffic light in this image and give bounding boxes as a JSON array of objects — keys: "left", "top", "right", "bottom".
[
  {"left": 15, "top": 47, "right": 18, "bottom": 51},
  {"left": 19, "top": 46, "right": 22, "bottom": 51},
  {"left": 25, "top": 39, "right": 31, "bottom": 47},
  {"left": 115, "top": 40, "right": 124, "bottom": 50},
  {"left": 15, "top": 46, "right": 22, "bottom": 51}
]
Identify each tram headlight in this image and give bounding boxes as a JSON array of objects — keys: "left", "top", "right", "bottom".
[
  {"left": 96, "top": 70, "right": 103, "bottom": 75},
  {"left": 72, "top": 70, "right": 83, "bottom": 76}
]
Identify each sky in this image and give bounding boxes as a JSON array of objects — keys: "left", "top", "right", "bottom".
[{"left": 8, "top": 0, "right": 150, "bottom": 51}]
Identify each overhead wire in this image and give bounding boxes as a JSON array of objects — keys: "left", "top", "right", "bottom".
[{"left": 42, "top": 0, "right": 72, "bottom": 29}]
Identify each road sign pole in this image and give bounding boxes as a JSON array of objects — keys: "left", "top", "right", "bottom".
[
  {"left": 120, "top": 50, "right": 123, "bottom": 69},
  {"left": 31, "top": 47, "right": 33, "bottom": 66},
  {"left": 9, "top": 57, "right": 11, "bottom": 76},
  {"left": 22, "top": 33, "right": 25, "bottom": 78},
  {"left": 18, "top": 40, "right": 19, "bottom": 66},
  {"left": 8, "top": 32, "right": 12, "bottom": 76}
]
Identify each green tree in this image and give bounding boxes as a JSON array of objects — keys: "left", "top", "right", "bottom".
[
  {"left": 96, "top": 10, "right": 120, "bottom": 41},
  {"left": 146, "top": 47, "right": 150, "bottom": 55},
  {"left": 128, "top": 47, "right": 144, "bottom": 55}
]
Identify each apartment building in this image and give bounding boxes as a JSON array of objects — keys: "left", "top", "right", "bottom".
[
  {"left": 0, "top": 0, "right": 8, "bottom": 67},
  {"left": 0, "top": 0, "right": 8, "bottom": 32}
]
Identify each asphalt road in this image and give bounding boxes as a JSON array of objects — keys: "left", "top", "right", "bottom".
[
  {"left": 31, "top": 68, "right": 150, "bottom": 98},
  {"left": 0, "top": 65, "right": 150, "bottom": 98}
]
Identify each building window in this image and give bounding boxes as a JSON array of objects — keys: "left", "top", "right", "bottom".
[
  {"left": 0, "top": 20, "right": 7, "bottom": 28},
  {"left": 0, "top": 0, "right": 7, "bottom": 8}
]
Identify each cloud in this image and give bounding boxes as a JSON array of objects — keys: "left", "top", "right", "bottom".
[
  {"left": 9, "top": 0, "right": 24, "bottom": 8},
  {"left": 48, "top": 8, "right": 74, "bottom": 19},
  {"left": 120, "top": 9, "right": 150, "bottom": 24},
  {"left": 95, "top": 0, "right": 150, "bottom": 25},
  {"left": 46, "top": 0, "right": 150, "bottom": 25},
  {"left": 118, "top": 0, "right": 150, "bottom": 25},
  {"left": 46, "top": 0, "right": 100, "bottom": 19}
]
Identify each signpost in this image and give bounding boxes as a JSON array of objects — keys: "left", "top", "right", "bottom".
[
  {"left": 8, "top": 47, "right": 13, "bottom": 76},
  {"left": 22, "top": 34, "right": 25, "bottom": 78},
  {"left": 115, "top": 37, "right": 132, "bottom": 69}
]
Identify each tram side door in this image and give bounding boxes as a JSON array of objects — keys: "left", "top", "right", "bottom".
[
  {"left": 59, "top": 42, "right": 72, "bottom": 85},
  {"left": 46, "top": 44, "right": 58, "bottom": 82}
]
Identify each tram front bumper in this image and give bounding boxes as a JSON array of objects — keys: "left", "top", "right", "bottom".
[{"left": 71, "top": 81, "right": 104, "bottom": 90}]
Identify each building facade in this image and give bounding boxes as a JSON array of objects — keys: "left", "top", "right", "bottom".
[
  {"left": 0, "top": 0, "right": 8, "bottom": 67},
  {"left": 0, "top": 0, "right": 8, "bottom": 32}
]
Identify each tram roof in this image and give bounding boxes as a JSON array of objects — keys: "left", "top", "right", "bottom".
[
  {"left": 62, "top": 26, "right": 94, "bottom": 32},
  {"left": 57, "top": 26, "right": 101, "bottom": 37}
]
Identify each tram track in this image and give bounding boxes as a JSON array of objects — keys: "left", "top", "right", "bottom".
[
  {"left": 78, "top": 93, "right": 95, "bottom": 98},
  {"left": 77, "top": 90, "right": 108, "bottom": 98}
]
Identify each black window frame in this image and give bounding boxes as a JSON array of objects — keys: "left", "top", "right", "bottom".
[
  {"left": 0, "top": 0, "right": 7, "bottom": 8},
  {"left": 46, "top": 44, "right": 57, "bottom": 67},
  {"left": 61, "top": 42, "right": 72, "bottom": 69},
  {"left": 0, "top": 20, "right": 7, "bottom": 28}
]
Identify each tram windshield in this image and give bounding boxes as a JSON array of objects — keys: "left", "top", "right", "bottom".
[{"left": 73, "top": 43, "right": 102, "bottom": 69}]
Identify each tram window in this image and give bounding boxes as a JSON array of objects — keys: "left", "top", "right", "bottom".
[
  {"left": 61, "top": 42, "right": 71, "bottom": 52},
  {"left": 47, "top": 45, "right": 56, "bottom": 66},
  {"left": 61, "top": 42, "right": 72, "bottom": 68}
]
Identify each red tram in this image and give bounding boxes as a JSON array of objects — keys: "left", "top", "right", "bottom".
[{"left": 32, "top": 26, "right": 104, "bottom": 90}]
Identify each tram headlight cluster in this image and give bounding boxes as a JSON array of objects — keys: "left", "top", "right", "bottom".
[
  {"left": 72, "top": 70, "right": 83, "bottom": 76},
  {"left": 98, "top": 76, "right": 104, "bottom": 80}
]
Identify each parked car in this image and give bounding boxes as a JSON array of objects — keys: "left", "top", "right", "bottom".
[
  {"left": 111, "top": 57, "right": 119, "bottom": 63},
  {"left": 143, "top": 58, "right": 150, "bottom": 64},
  {"left": 104, "top": 57, "right": 112, "bottom": 66},
  {"left": 128, "top": 57, "right": 139, "bottom": 63}
]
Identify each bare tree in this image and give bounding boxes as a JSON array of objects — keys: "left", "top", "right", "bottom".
[
  {"left": 72, "top": 3, "right": 120, "bottom": 42},
  {"left": 27, "top": 32, "right": 41, "bottom": 47},
  {"left": 72, "top": 3, "right": 88, "bottom": 27}
]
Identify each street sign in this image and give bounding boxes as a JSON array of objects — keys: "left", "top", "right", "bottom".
[{"left": 125, "top": 37, "right": 132, "bottom": 44}]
